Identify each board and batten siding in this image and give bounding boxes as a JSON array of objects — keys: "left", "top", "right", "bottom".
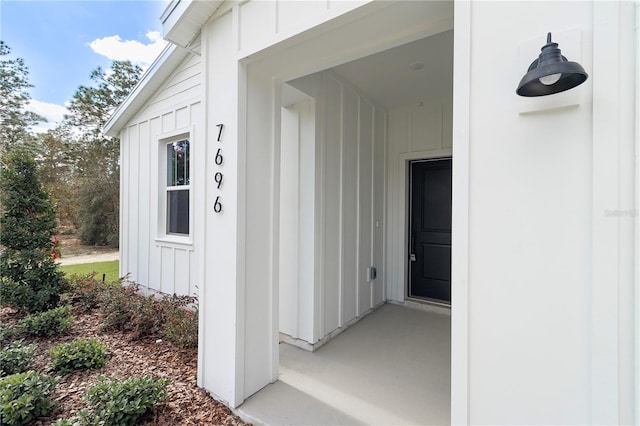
[
  {"left": 385, "top": 100, "right": 453, "bottom": 302},
  {"left": 233, "top": 0, "right": 369, "bottom": 59},
  {"left": 280, "top": 70, "right": 386, "bottom": 347},
  {"left": 119, "top": 51, "right": 202, "bottom": 298}
]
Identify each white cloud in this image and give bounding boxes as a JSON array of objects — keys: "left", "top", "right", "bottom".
[
  {"left": 27, "top": 100, "right": 68, "bottom": 134},
  {"left": 88, "top": 30, "right": 167, "bottom": 67}
]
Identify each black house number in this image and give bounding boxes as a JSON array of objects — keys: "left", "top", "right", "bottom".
[
  {"left": 214, "top": 124, "right": 224, "bottom": 213},
  {"left": 214, "top": 196, "right": 222, "bottom": 213},
  {"left": 216, "top": 123, "right": 224, "bottom": 142}
]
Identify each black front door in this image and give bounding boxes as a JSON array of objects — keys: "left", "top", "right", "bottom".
[{"left": 409, "top": 159, "right": 452, "bottom": 304}]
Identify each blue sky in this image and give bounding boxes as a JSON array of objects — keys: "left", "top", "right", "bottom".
[{"left": 0, "top": 0, "right": 169, "bottom": 132}]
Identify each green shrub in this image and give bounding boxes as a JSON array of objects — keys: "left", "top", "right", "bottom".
[
  {"left": 100, "top": 284, "right": 199, "bottom": 346},
  {"left": 19, "top": 305, "right": 73, "bottom": 337},
  {"left": 50, "top": 338, "right": 108, "bottom": 374},
  {"left": 86, "top": 376, "right": 169, "bottom": 425},
  {"left": 0, "top": 371, "right": 58, "bottom": 425},
  {"left": 99, "top": 284, "right": 135, "bottom": 332},
  {"left": 66, "top": 273, "right": 117, "bottom": 311},
  {"left": 129, "top": 295, "right": 165, "bottom": 339},
  {"left": 163, "top": 295, "right": 198, "bottom": 349},
  {"left": 0, "top": 150, "right": 68, "bottom": 314},
  {"left": 100, "top": 283, "right": 165, "bottom": 340},
  {"left": 0, "top": 341, "right": 36, "bottom": 376},
  {"left": 0, "top": 325, "right": 22, "bottom": 345}
]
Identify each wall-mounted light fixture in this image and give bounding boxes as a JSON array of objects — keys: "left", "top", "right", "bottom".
[{"left": 516, "top": 32, "right": 588, "bottom": 97}]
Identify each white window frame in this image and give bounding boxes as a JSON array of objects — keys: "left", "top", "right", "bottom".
[{"left": 156, "top": 127, "right": 193, "bottom": 246}]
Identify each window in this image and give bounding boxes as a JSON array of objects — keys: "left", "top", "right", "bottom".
[{"left": 166, "top": 139, "right": 190, "bottom": 235}]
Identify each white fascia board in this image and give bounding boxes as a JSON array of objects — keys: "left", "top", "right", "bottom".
[
  {"left": 162, "top": 0, "right": 224, "bottom": 48},
  {"left": 103, "top": 43, "right": 189, "bottom": 137},
  {"left": 160, "top": 0, "right": 182, "bottom": 25}
]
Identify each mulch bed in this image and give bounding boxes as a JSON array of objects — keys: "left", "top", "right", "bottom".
[{"left": 1, "top": 307, "right": 246, "bottom": 425}]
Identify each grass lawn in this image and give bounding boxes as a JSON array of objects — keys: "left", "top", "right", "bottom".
[{"left": 60, "top": 260, "right": 120, "bottom": 283}]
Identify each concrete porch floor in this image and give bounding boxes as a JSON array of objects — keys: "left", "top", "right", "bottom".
[{"left": 237, "top": 303, "right": 451, "bottom": 425}]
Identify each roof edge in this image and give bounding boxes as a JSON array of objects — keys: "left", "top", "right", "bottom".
[
  {"left": 162, "top": 0, "right": 224, "bottom": 48},
  {"left": 160, "top": 0, "right": 181, "bottom": 25},
  {"left": 103, "top": 43, "right": 189, "bottom": 137}
]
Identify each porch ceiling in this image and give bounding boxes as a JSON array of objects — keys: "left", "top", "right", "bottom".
[{"left": 331, "top": 29, "right": 453, "bottom": 108}]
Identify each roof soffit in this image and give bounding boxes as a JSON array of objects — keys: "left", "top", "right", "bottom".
[{"left": 162, "top": 0, "right": 225, "bottom": 48}]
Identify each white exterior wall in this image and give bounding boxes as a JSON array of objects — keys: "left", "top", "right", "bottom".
[
  {"left": 113, "top": 0, "right": 637, "bottom": 420},
  {"left": 453, "top": 1, "right": 637, "bottom": 423},
  {"left": 386, "top": 100, "right": 453, "bottom": 303},
  {"left": 279, "top": 71, "right": 386, "bottom": 347},
  {"left": 119, "top": 51, "right": 202, "bottom": 298}
]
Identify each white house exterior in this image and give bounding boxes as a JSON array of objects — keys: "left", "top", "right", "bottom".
[{"left": 104, "top": 1, "right": 639, "bottom": 424}]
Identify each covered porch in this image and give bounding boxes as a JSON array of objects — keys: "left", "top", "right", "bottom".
[{"left": 238, "top": 303, "right": 451, "bottom": 425}]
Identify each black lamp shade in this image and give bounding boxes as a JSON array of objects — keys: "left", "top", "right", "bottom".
[{"left": 516, "top": 33, "right": 588, "bottom": 97}]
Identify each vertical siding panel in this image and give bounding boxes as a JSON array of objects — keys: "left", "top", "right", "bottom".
[
  {"left": 162, "top": 112, "right": 174, "bottom": 133},
  {"left": 341, "top": 87, "right": 358, "bottom": 324},
  {"left": 119, "top": 129, "right": 129, "bottom": 280},
  {"left": 127, "top": 125, "right": 140, "bottom": 283},
  {"left": 176, "top": 106, "right": 189, "bottom": 129},
  {"left": 279, "top": 106, "right": 300, "bottom": 337},
  {"left": 175, "top": 249, "right": 190, "bottom": 296},
  {"left": 161, "top": 246, "right": 173, "bottom": 294},
  {"left": 373, "top": 107, "right": 386, "bottom": 305},
  {"left": 385, "top": 111, "right": 407, "bottom": 300},
  {"left": 323, "top": 75, "right": 342, "bottom": 334},
  {"left": 189, "top": 251, "right": 197, "bottom": 297},
  {"left": 313, "top": 74, "right": 324, "bottom": 341},
  {"left": 138, "top": 121, "right": 151, "bottom": 286},
  {"left": 149, "top": 117, "right": 162, "bottom": 292},
  {"left": 358, "top": 98, "right": 373, "bottom": 315},
  {"left": 239, "top": 1, "right": 276, "bottom": 53},
  {"left": 189, "top": 102, "right": 202, "bottom": 298},
  {"left": 298, "top": 100, "right": 316, "bottom": 342}
]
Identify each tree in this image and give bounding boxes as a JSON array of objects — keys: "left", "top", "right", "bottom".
[
  {"left": 0, "top": 41, "right": 45, "bottom": 152},
  {"left": 63, "top": 61, "right": 142, "bottom": 246},
  {"left": 0, "top": 150, "right": 67, "bottom": 313},
  {"left": 34, "top": 129, "right": 79, "bottom": 229},
  {"left": 65, "top": 61, "right": 142, "bottom": 139}
]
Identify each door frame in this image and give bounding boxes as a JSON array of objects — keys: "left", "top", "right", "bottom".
[
  {"left": 392, "top": 150, "right": 452, "bottom": 304},
  {"left": 407, "top": 157, "right": 453, "bottom": 306}
]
